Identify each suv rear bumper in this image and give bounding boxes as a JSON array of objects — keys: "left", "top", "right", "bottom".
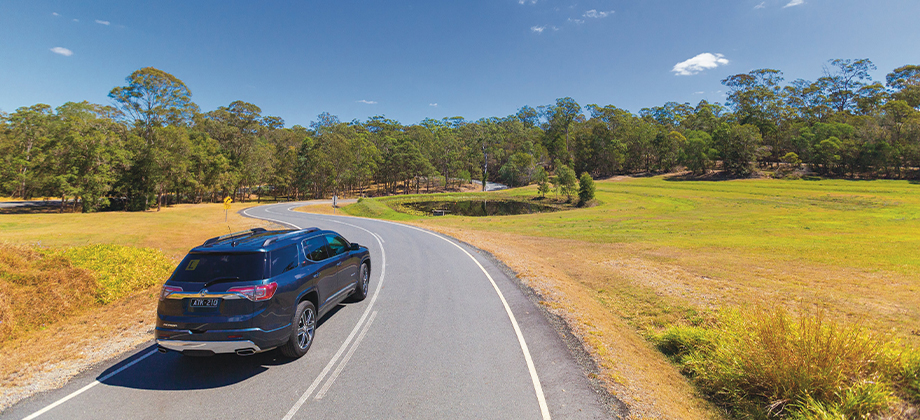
[
  {"left": 157, "top": 339, "right": 264, "bottom": 354},
  {"left": 155, "top": 324, "right": 290, "bottom": 355}
]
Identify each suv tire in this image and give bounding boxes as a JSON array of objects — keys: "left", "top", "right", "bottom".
[
  {"left": 280, "top": 300, "right": 316, "bottom": 358},
  {"left": 347, "top": 262, "right": 370, "bottom": 302}
]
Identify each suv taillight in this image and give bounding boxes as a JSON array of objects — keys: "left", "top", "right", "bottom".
[
  {"left": 228, "top": 282, "right": 278, "bottom": 302},
  {"left": 160, "top": 285, "right": 183, "bottom": 301}
]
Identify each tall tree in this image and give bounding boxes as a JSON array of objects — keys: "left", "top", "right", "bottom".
[
  {"left": 3, "top": 104, "right": 54, "bottom": 198},
  {"left": 819, "top": 59, "right": 877, "bottom": 113},
  {"left": 886, "top": 65, "right": 920, "bottom": 108},
  {"left": 108, "top": 67, "right": 197, "bottom": 132},
  {"left": 109, "top": 68, "right": 197, "bottom": 210},
  {"left": 540, "top": 97, "right": 582, "bottom": 165}
]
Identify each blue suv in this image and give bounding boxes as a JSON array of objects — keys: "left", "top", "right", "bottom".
[{"left": 156, "top": 228, "right": 371, "bottom": 358}]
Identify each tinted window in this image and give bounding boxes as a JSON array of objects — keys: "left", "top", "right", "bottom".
[
  {"left": 170, "top": 253, "right": 266, "bottom": 283},
  {"left": 303, "top": 236, "right": 329, "bottom": 262},
  {"left": 270, "top": 245, "right": 300, "bottom": 276},
  {"left": 326, "top": 235, "right": 348, "bottom": 257}
]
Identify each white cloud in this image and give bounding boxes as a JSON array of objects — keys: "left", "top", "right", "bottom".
[
  {"left": 531, "top": 25, "right": 546, "bottom": 33},
  {"left": 356, "top": 99, "right": 377, "bottom": 105},
  {"left": 783, "top": 0, "right": 804, "bottom": 7},
  {"left": 672, "top": 53, "right": 730, "bottom": 76},
  {"left": 73, "top": 19, "right": 79, "bottom": 22},
  {"left": 429, "top": 103, "right": 438, "bottom": 107},
  {"left": 694, "top": 91, "right": 705, "bottom": 94},
  {"left": 50, "top": 47, "right": 73, "bottom": 56},
  {"left": 584, "top": 9, "right": 614, "bottom": 18},
  {"left": 754, "top": 2, "right": 766, "bottom": 8},
  {"left": 95, "top": 19, "right": 110, "bottom": 25},
  {"left": 567, "top": 17, "right": 585, "bottom": 24},
  {"left": 518, "top": 0, "right": 537, "bottom": 4},
  {"left": 52, "top": 12, "right": 59, "bottom": 16}
]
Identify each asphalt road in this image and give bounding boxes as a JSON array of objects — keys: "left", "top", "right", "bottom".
[{"left": 4, "top": 202, "right": 620, "bottom": 420}]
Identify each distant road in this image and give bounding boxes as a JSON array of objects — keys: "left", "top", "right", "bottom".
[
  {"left": 0, "top": 200, "right": 61, "bottom": 209},
  {"left": 5, "top": 201, "right": 620, "bottom": 419},
  {"left": 471, "top": 180, "right": 509, "bottom": 191}
]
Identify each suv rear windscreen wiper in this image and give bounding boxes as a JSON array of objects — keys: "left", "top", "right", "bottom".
[{"left": 203, "top": 276, "right": 241, "bottom": 288}]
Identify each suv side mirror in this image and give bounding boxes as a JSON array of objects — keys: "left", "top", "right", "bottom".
[{"left": 349, "top": 243, "right": 360, "bottom": 251}]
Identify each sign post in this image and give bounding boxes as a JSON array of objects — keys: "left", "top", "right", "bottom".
[{"left": 223, "top": 196, "right": 233, "bottom": 222}]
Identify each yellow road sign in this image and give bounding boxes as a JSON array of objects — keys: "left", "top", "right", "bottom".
[{"left": 223, "top": 196, "right": 232, "bottom": 210}]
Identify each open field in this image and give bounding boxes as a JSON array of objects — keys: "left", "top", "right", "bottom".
[
  {"left": 0, "top": 202, "right": 279, "bottom": 259},
  {"left": 332, "top": 176, "right": 920, "bottom": 418},
  {"left": 0, "top": 203, "right": 280, "bottom": 409}
]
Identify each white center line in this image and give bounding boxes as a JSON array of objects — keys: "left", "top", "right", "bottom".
[
  {"left": 279, "top": 215, "right": 387, "bottom": 420},
  {"left": 315, "top": 310, "right": 378, "bottom": 399}
]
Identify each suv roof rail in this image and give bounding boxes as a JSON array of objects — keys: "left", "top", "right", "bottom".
[
  {"left": 262, "top": 228, "right": 319, "bottom": 247},
  {"left": 203, "top": 228, "right": 268, "bottom": 246}
]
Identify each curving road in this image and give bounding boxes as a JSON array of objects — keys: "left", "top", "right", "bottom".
[{"left": 4, "top": 202, "right": 620, "bottom": 420}]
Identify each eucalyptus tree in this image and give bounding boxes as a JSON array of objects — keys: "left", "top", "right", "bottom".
[
  {"left": 49, "top": 102, "right": 130, "bottom": 212},
  {"left": 3, "top": 104, "right": 55, "bottom": 199},
  {"left": 714, "top": 123, "right": 766, "bottom": 176},
  {"left": 887, "top": 65, "right": 920, "bottom": 108},
  {"left": 109, "top": 67, "right": 197, "bottom": 131},
  {"left": 539, "top": 97, "right": 582, "bottom": 166},
  {"left": 818, "top": 59, "right": 877, "bottom": 113},
  {"left": 722, "top": 69, "right": 787, "bottom": 160},
  {"left": 109, "top": 67, "right": 198, "bottom": 210}
]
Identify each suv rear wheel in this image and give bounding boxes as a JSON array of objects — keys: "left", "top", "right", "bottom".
[{"left": 280, "top": 300, "right": 316, "bottom": 358}]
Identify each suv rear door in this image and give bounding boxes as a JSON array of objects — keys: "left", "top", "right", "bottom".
[
  {"left": 302, "top": 235, "right": 340, "bottom": 314},
  {"left": 326, "top": 234, "right": 359, "bottom": 292}
]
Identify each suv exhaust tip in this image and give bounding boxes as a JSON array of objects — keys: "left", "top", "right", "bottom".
[
  {"left": 235, "top": 348, "right": 256, "bottom": 356},
  {"left": 157, "top": 346, "right": 168, "bottom": 354}
]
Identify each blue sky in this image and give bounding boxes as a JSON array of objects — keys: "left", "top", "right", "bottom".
[{"left": 2, "top": 0, "right": 918, "bottom": 127}]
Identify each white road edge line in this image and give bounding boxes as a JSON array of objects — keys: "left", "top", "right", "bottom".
[
  {"left": 315, "top": 310, "right": 378, "bottom": 400},
  {"left": 242, "top": 206, "right": 302, "bottom": 229},
  {"left": 278, "top": 215, "right": 387, "bottom": 420},
  {"left": 22, "top": 349, "right": 158, "bottom": 420},
  {"left": 298, "top": 212, "right": 551, "bottom": 420}
]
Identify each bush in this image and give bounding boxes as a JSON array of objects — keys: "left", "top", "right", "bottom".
[
  {"left": 652, "top": 307, "right": 915, "bottom": 418},
  {"left": 553, "top": 165, "right": 577, "bottom": 201},
  {"left": 578, "top": 172, "right": 595, "bottom": 205},
  {"left": 534, "top": 167, "right": 550, "bottom": 198},
  {"left": 58, "top": 244, "right": 174, "bottom": 304}
]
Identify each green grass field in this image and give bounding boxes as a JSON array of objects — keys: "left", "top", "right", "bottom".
[{"left": 343, "top": 176, "right": 920, "bottom": 418}]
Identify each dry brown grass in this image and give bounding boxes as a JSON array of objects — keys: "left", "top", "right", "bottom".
[{"left": 0, "top": 244, "right": 98, "bottom": 342}]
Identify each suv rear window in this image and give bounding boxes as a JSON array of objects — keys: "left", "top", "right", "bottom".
[
  {"left": 270, "top": 245, "right": 300, "bottom": 277},
  {"left": 170, "top": 252, "right": 267, "bottom": 283}
]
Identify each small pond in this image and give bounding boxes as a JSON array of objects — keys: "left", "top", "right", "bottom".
[{"left": 404, "top": 200, "right": 561, "bottom": 217}]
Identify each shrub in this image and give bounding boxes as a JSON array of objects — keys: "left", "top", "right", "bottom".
[
  {"left": 534, "top": 167, "right": 550, "bottom": 198},
  {"left": 578, "top": 172, "right": 595, "bottom": 205},
  {"left": 652, "top": 307, "right": 914, "bottom": 418},
  {"left": 553, "top": 165, "right": 577, "bottom": 202},
  {"left": 58, "top": 244, "right": 174, "bottom": 304}
]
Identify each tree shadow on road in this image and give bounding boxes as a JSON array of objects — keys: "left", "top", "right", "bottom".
[{"left": 98, "top": 304, "right": 346, "bottom": 391}]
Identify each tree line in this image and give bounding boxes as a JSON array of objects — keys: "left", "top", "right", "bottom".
[{"left": 1, "top": 60, "right": 918, "bottom": 212}]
